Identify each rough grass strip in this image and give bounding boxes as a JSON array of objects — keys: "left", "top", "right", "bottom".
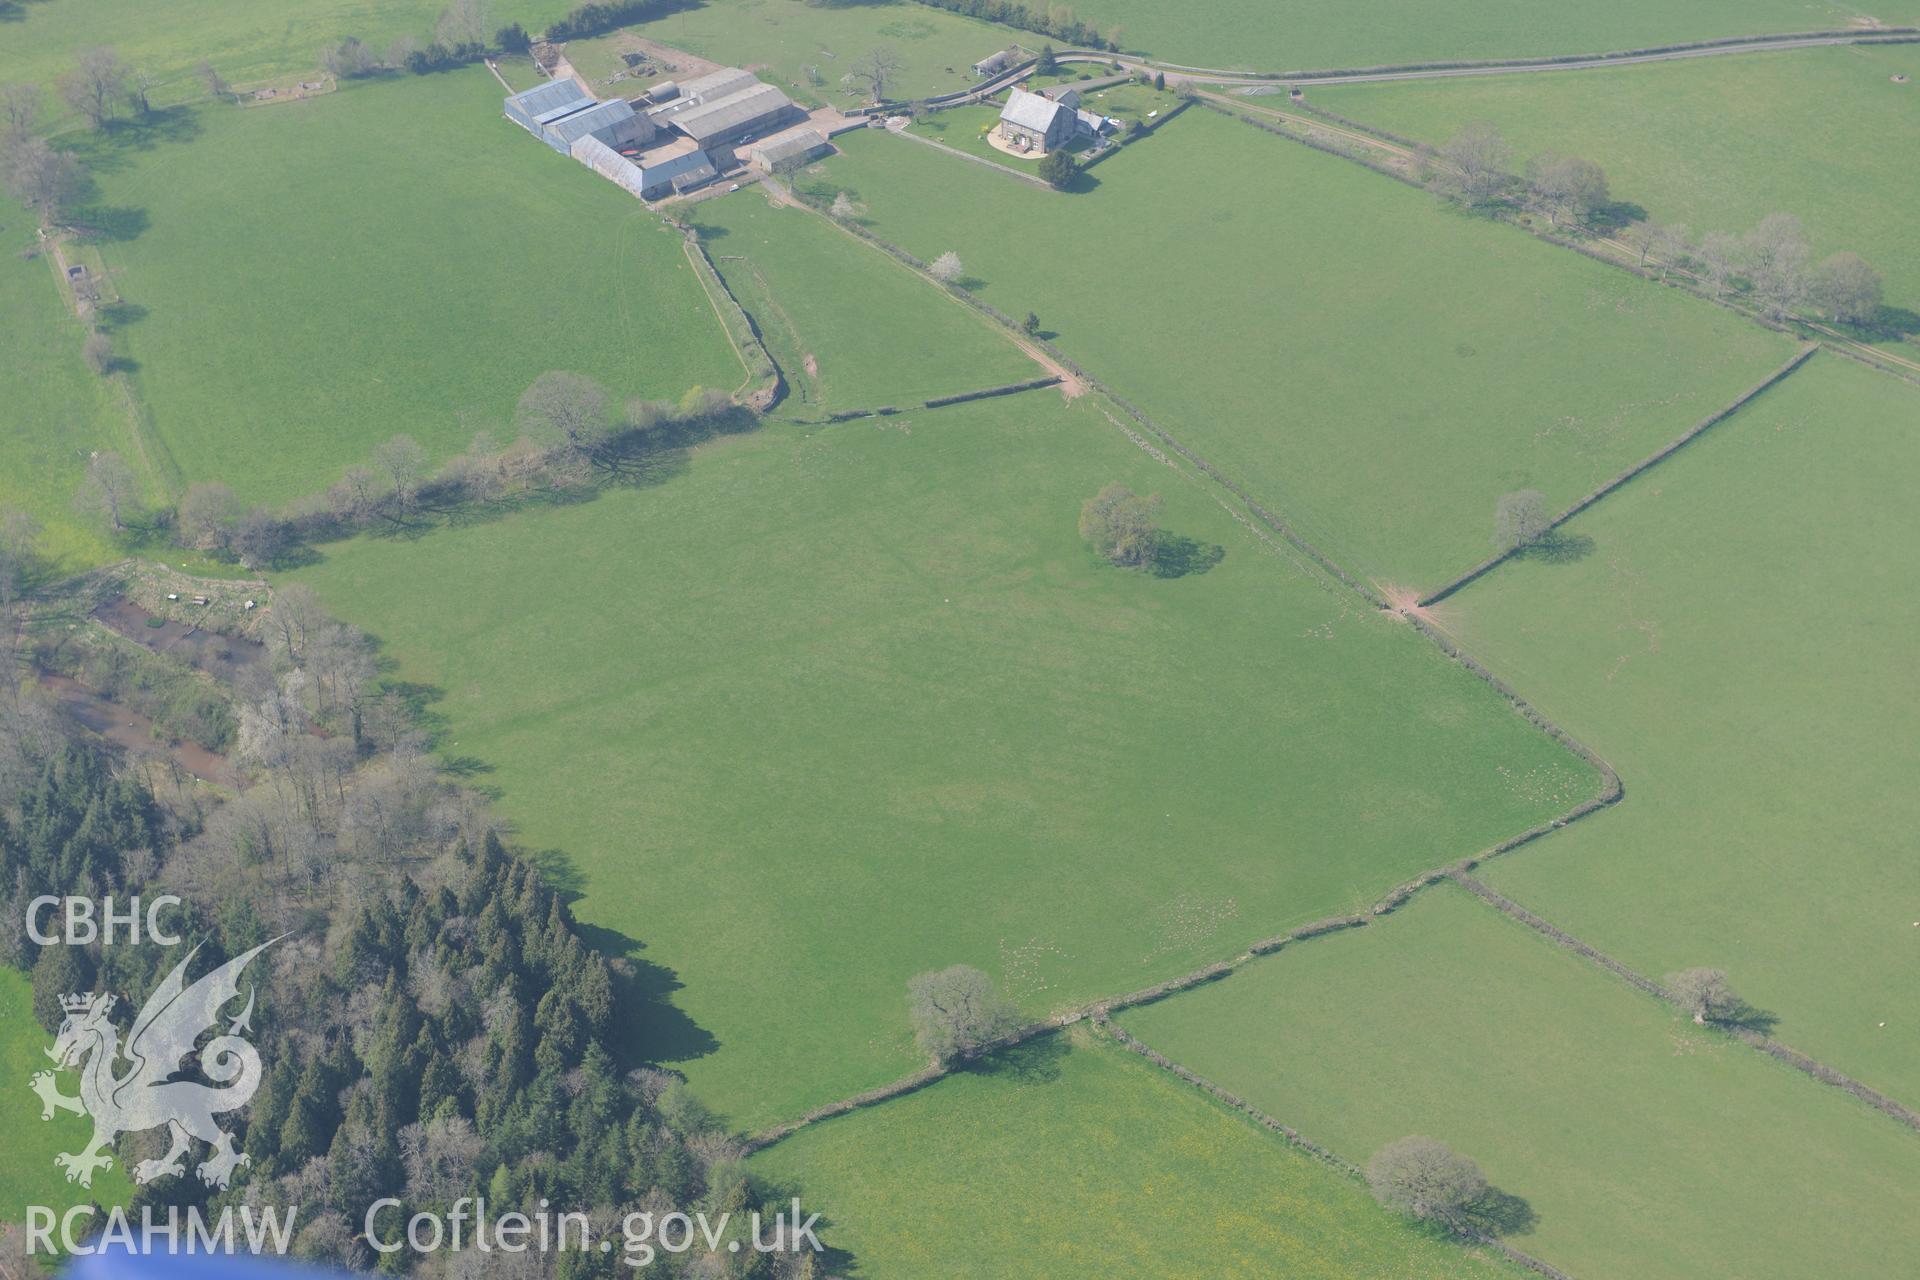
[
  {"left": 676, "top": 225, "right": 784, "bottom": 409},
  {"left": 1452, "top": 871, "right": 1920, "bottom": 1134},
  {"left": 1421, "top": 343, "right": 1818, "bottom": 605}
]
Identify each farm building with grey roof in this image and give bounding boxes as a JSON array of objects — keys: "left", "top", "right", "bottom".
[
  {"left": 747, "top": 129, "right": 831, "bottom": 173},
  {"left": 504, "top": 82, "right": 655, "bottom": 153},
  {"left": 668, "top": 82, "right": 800, "bottom": 147}
]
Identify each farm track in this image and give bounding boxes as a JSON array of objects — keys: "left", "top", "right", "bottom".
[{"left": 902, "top": 29, "right": 1917, "bottom": 112}]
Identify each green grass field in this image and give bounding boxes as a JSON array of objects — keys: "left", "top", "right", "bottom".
[
  {"left": 288, "top": 384, "right": 1600, "bottom": 1128},
  {"left": 1049, "top": 0, "right": 1874, "bottom": 72},
  {"left": 0, "top": 0, "right": 570, "bottom": 112},
  {"left": 1312, "top": 44, "right": 1920, "bottom": 315},
  {"left": 0, "top": 225, "right": 123, "bottom": 572},
  {"left": 1443, "top": 353, "right": 1920, "bottom": 1103},
  {"left": 695, "top": 190, "right": 1034, "bottom": 415},
  {"left": 566, "top": 0, "right": 1013, "bottom": 108},
  {"left": 0, "top": 970, "right": 133, "bottom": 1222},
  {"left": 802, "top": 109, "right": 1793, "bottom": 588},
  {"left": 71, "top": 67, "right": 737, "bottom": 507},
  {"left": 750, "top": 1026, "right": 1527, "bottom": 1278},
  {"left": 1122, "top": 885, "right": 1920, "bottom": 1280}
]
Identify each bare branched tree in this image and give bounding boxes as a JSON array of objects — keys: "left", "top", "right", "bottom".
[
  {"left": 1436, "top": 121, "right": 1511, "bottom": 205},
  {"left": 2, "top": 136, "right": 85, "bottom": 221},
  {"left": 1492, "top": 489, "right": 1549, "bottom": 552},
  {"left": 72, "top": 451, "right": 140, "bottom": 531},
  {"left": 1809, "top": 251, "right": 1882, "bottom": 325},
  {"left": 60, "top": 47, "right": 129, "bottom": 129},
  {"left": 850, "top": 47, "right": 902, "bottom": 103},
  {"left": 906, "top": 965, "right": 1020, "bottom": 1063}
]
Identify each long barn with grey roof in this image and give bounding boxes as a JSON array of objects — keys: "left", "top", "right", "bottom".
[
  {"left": 504, "top": 81, "right": 655, "bottom": 153},
  {"left": 667, "top": 82, "right": 799, "bottom": 148}
]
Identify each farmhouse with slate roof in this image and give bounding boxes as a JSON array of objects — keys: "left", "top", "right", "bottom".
[{"left": 998, "top": 86, "right": 1075, "bottom": 152}]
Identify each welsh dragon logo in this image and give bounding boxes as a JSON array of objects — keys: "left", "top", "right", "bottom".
[{"left": 30, "top": 938, "right": 281, "bottom": 1190}]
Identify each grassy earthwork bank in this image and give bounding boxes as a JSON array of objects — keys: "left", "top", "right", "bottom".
[
  {"left": 750, "top": 1025, "right": 1530, "bottom": 1279},
  {"left": 1044, "top": 0, "right": 1874, "bottom": 72},
  {"left": 802, "top": 109, "right": 1794, "bottom": 588},
  {"left": 1311, "top": 44, "right": 1920, "bottom": 316},
  {"left": 694, "top": 190, "right": 1034, "bottom": 415},
  {"left": 64, "top": 66, "right": 739, "bottom": 508},
  {"left": 288, "top": 383, "right": 1601, "bottom": 1129},
  {"left": 1446, "top": 353, "right": 1920, "bottom": 1102},
  {"left": 1122, "top": 885, "right": 1920, "bottom": 1280}
]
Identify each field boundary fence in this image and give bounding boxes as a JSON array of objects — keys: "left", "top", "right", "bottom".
[
  {"left": 1421, "top": 343, "right": 1818, "bottom": 606},
  {"left": 1453, "top": 872, "right": 1920, "bottom": 1134}
]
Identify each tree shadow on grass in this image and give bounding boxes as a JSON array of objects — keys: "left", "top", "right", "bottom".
[
  {"left": 68, "top": 203, "right": 150, "bottom": 243},
  {"left": 962, "top": 1029, "right": 1070, "bottom": 1085},
  {"left": 97, "top": 300, "right": 147, "bottom": 329},
  {"left": 575, "top": 920, "right": 722, "bottom": 1069},
  {"left": 1150, "top": 533, "right": 1224, "bottom": 578},
  {"left": 1518, "top": 529, "right": 1593, "bottom": 565},
  {"left": 1713, "top": 999, "right": 1780, "bottom": 1036},
  {"left": 1460, "top": 1185, "right": 1538, "bottom": 1237}
]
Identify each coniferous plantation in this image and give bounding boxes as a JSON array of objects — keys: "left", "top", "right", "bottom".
[
  {"left": 4, "top": 0, "right": 1919, "bottom": 1276},
  {"left": 0, "top": 583, "right": 827, "bottom": 1277}
]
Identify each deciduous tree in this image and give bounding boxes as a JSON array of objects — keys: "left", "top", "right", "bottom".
[
  {"left": 906, "top": 965, "right": 1021, "bottom": 1063},
  {"left": 1809, "top": 251, "right": 1882, "bottom": 325},
  {"left": 72, "top": 451, "right": 140, "bottom": 532},
  {"left": 929, "top": 250, "right": 964, "bottom": 282},
  {"left": 2, "top": 136, "right": 85, "bottom": 221},
  {"left": 1079, "top": 483, "right": 1161, "bottom": 567},
  {"left": 374, "top": 434, "right": 430, "bottom": 517},
  {"left": 1665, "top": 967, "right": 1740, "bottom": 1025},
  {"left": 1742, "top": 213, "right": 1810, "bottom": 317},
  {"left": 1367, "top": 1136, "right": 1487, "bottom": 1227},
  {"left": 0, "top": 82, "right": 41, "bottom": 140},
  {"left": 850, "top": 47, "right": 902, "bottom": 102},
  {"left": 1492, "top": 489, "right": 1549, "bottom": 552},
  {"left": 514, "top": 371, "right": 614, "bottom": 464},
  {"left": 1436, "top": 121, "right": 1511, "bottom": 205},
  {"left": 60, "top": 47, "right": 128, "bottom": 130},
  {"left": 1524, "top": 153, "right": 1608, "bottom": 227}
]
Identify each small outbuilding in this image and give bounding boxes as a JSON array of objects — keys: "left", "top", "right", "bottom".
[
  {"left": 747, "top": 129, "right": 831, "bottom": 174},
  {"left": 637, "top": 149, "right": 722, "bottom": 200},
  {"left": 972, "top": 48, "right": 1024, "bottom": 78}
]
